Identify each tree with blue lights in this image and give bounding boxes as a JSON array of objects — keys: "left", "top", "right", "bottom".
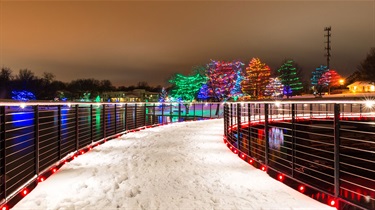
[
  {"left": 11, "top": 90, "right": 36, "bottom": 101},
  {"left": 230, "top": 61, "right": 245, "bottom": 101},
  {"left": 311, "top": 65, "right": 328, "bottom": 96},
  {"left": 159, "top": 87, "right": 168, "bottom": 102}
]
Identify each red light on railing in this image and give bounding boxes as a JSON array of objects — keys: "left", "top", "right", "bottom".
[
  {"left": 52, "top": 168, "right": 57, "bottom": 173},
  {"left": 1, "top": 205, "right": 8, "bottom": 210},
  {"left": 240, "top": 153, "right": 245, "bottom": 159},
  {"left": 299, "top": 185, "right": 305, "bottom": 192},
  {"left": 22, "top": 189, "right": 28, "bottom": 196},
  {"left": 80, "top": 151, "right": 84, "bottom": 155},
  {"left": 261, "top": 166, "right": 266, "bottom": 171},
  {"left": 278, "top": 174, "right": 284, "bottom": 181},
  {"left": 229, "top": 146, "right": 232, "bottom": 150},
  {"left": 73, "top": 156, "right": 77, "bottom": 159},
  {"left": 38, "top": 177, "right": 45, "bottom": 182},
  {"left": 329, "top": 199, "right": 336, "bottom": 207},
  {"left": 233, "top": 149, "right": 238, "bottom": 154},
  {"left": 249, "top": 159, "right": 253, "bottom": 164}
]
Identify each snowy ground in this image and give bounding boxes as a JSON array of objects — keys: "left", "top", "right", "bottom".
[{"left": 14, "top": 119, "right": 334, "bottom": 210}]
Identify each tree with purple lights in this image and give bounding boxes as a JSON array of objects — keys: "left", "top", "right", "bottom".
[{"left": 159, "top": 87, "right": 168, "bottom": 102}]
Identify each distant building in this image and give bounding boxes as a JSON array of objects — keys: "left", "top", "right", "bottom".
[
  {"left": 347, "top": 81, "right": 375, "bottom": 93},
  {"left": 100, "top": 89, "right": 159, "bottom": 102}
]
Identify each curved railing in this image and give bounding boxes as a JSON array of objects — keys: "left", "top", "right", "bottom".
[
  {"left": 223, "top": 100, "right": 375, "bottom": 210},
  {"left": 0, "top": 102, "right": 223, "bottom": 209}
]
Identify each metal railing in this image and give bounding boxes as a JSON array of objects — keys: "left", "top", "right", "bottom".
[
  {"left": 224, "top": 101, "right": 375, "bottom": 210},
  {"left": 0, "top": 102, "right": 223, "bottom": 209}
]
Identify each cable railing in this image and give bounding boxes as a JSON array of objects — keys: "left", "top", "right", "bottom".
[
  {"left": 0, "top": 102, "right": 223, "bottom": 209},
  {"left": 223, "top": 100, "right": 375, "bottom": 210}
]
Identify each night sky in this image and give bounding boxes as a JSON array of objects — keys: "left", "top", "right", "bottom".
[{"left": 1, "top": 1, "right": 374, "bottom": 87}]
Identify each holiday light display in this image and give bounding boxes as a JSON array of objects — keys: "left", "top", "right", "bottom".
[
  {"left": 206, "top": 60, "right": 243, "bottom": 101},
  {"left": 11, "top": 90, "right": 36, "bottom": 101},
  {"left": 264, "top": 77, "right": 284, "bottom": 98},
  {"left": 159, "top": 87, "right": 168, "bottom": 102},
  {"left": 197, "top": 84, "right": 212, "bottom": 101},
  {"left": 169, "top": 73, "right": 206, "bottom": 102},
  {"left": 277, "top": 60, "right": 303, "bottom": 98},
  {"left": 230, "top": 61, "right": 245, "bottom": 100},
  {"left": 318, "top": 69, "right": 342, "bottom": 94},
  {"left": 311, "top": 65, "right": 328, "bottom": 95},
  {"left": 241, "top": 58, "right": 271, "bottom": 99}
]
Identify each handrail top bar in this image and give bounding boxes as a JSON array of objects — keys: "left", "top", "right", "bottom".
[
  {"left": 0, "top": 101, "right": 224, "bottom": 106},
  {"left": 226, "top": 99, "right": 373, "bottom": 105}
]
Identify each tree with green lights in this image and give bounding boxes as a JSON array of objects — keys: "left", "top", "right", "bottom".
[
  {"left": 241, "top": 58, "right": 271, "bottom": 100},
  {"left": 169, "top": 73, "right": 207, "bottom": 102},
  {"left": 311, "top": 65, "right": 328, "bottom": 96},
  {"left": 277, "top": 59, "right": 303, "bottom": 98}
]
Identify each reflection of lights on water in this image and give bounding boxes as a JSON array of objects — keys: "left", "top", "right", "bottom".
[{"left": 269, "top": 127, "right": 284, "bottom": 150}]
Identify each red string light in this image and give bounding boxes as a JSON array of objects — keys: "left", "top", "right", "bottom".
[
  {"left": 329, "top": 199, "right": 336, "bottom": 206},
  {"left": 22, "top": 189, "right": 28, "bottom": 196},
  {"left": 299, "top": 185, "right": 305, "bottom": 192}
]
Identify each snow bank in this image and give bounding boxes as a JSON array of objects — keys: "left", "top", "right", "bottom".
[{"left": 13, "top": 119, "right": 334, "bottom": 210}]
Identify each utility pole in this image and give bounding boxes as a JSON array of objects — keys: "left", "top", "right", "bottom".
[{"left": 324, "top": 26, "right": 331, "bottom": 69}]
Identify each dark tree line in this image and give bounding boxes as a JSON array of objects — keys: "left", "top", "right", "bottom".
[
  {"left": 0, "top": 68, "right": 162, "bottom": 101},
  {"left": 347, "top": 47, "right": 375, "bottom": 84}
]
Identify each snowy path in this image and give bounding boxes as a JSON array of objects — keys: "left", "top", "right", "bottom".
[{"left": 14, "top": 119, "right": 334, "bottom": 210}]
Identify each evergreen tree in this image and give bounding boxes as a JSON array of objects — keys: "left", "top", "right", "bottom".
[
  {"left": 264, "top": 77, "right": 284, "bottom": 98},
  {"left": 169, "top": 73, "right": 206, "bottom": 102},
  {"left": 159, "top": 87, "right": 168, "bottom": 102},
  {"left": 277, "top": 59, "right": 303, "bottom": 98},
  {"left": 230, "top": 60, "right": 245, "bottom": 100},
  {"left": 318, "top": 69, "right": 342, "bottom": 94},
  {"left": 358, "top": 47, "right": 375, "bottom": 82},
  {"left": 206, "top": 60, "right": 241, "bottom": 101},
  {"left": 241, "top": 58, "right": 271, "bottom": 100},
  {"left": 310, "top": 65, "right": 328, "bottom": 95}
]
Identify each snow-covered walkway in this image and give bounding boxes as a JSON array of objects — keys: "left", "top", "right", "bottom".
[{"left": 14, "top": 119, "right": 334, "bottom": 210}]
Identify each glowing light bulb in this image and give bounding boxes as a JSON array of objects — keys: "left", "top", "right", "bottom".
[
  {"left": 53, "top": 168, "right": 57, "bottom": 173},
  {"left": 23, "top": 189, "right": 28, "bottom": 195},
  {"left": 329, "top": 200, "right": 335, "bottom": 206}
]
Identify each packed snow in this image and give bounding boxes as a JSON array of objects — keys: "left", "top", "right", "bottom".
[{"left": 14, "top": 119, "right": 334, "bottom": 210}]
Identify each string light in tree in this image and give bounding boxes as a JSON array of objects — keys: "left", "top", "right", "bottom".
[
  {"left": 206, "top": 60, "right": 243, "bottom": 101},
  {"left": 264, "top": 77, "right": 284, "bottom": 98},
  {"left": 277, "top": 60, "right": 303, "bottom": 98},
  {"left": 318, "top": 69, "right": 342, "bottom": 95},
  {"left": 241, "top": 58, "right": 271, "bottom": 100},
  {"left": 169, "top": 73, "right": 207, "bottom": 102},
  {"left": 311, "top": 65, "right": 328, "bottom": 96}
]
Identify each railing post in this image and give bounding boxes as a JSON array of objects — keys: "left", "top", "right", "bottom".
[
  {"left": 114, "top": 104, "right": 117, "bottom": 133},
  {"left": 225, "top": 104, "right": 228, "bottom": 138},
  {"left": 193, "top": 103, "right": 196, "bottom": 120},
  {"left": 334, "top": 103, "right": 340, "bottom": 198},
  {"left": 248, "top": 103, "right": 252, "bottom": 157},
  {"left": 230, "top": 103, "right": 233, "bottom": 133},
  {"left": 310, "top": 104, "right": 313, "bottom": 118},
  {"left": 237, "top": 103, "right": 241, "bottom": 151},
  {"left": 134, "top": 103, "right": 137, "bottom": 127},
  {"left": 209, "top": 103, "right": 212, "bottom": 118},
  {"left": 103, "top": 104, "right": 106, "bottom": 138},
  {"left": 178, "top": 103, "right": 181, "bottom": 122},
  {"left": 1, "top": 106, "right": 7, "bottom": 199},
  {"left": 264, "top": 103, "right": 269, "bottom": 165},
  {"left": 153, "top": 103, "right": 156, "bottom": 125},
  {"left": 90, "top": 105, "right": 93, "bottom": 142},
  {"left": 291, "top": 103, "right": 296, "bottom": 177},
  {"left": 125, "top": 104, "right": 128, "bottom": 131},
  {"left": 143, "top": 103, "right": 147, "bottom": 126},
  {"left": 34, "top": 105, "right": 39, "bottom": 176},
  {"left": 58, "top": 105, "right": 62, "bottom": 160},
  {"left": 75, "top": 104, "right": 79, "bottom": 151},
  {"left": 161, "top": 103, "right": 164, "bottom": 124}
]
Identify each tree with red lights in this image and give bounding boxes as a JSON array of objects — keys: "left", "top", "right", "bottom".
[
  {"left": 206, "top": 60, "right": 242, "bottom": 101},
  {"left": 318, "top": 69, "right": 342, "bottom": 94},
  {"left": 241, "top": 58, "right": 271, "bottom": 100}
]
